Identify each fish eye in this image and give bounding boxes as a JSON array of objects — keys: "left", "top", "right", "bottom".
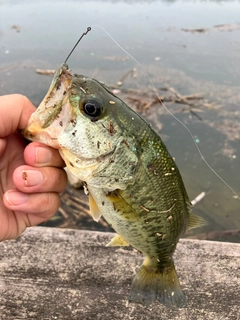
[{"left": 82, "top": 99, "right": 102, "bottom": 118}]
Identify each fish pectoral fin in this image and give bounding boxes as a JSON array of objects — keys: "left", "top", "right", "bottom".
[
  {"left": 89, "top": 193, "right": 101, "bottom": 222},
  {"left": 129, "top": 257, "right": 186, "bottom": 308},
  {"left": 106, "top": 234, "right": 130, "bottom": 247},
  {"left": 187, "top": 211, "right": 207, "bottom": 230}
]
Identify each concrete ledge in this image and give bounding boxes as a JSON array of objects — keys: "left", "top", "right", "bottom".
[{"left": 0, "top": 227, "right": 239, "bottom": 319}]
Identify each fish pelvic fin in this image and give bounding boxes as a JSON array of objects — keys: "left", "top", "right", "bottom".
[
  {"left": 187, "top": 211, "right": 207, "bottom": 230},
  {"left": 106, "top": 234, "right": 130, "bottom": 247},
  {"left": 89, "top": 193, "right": 101, "bottom": 222},
  {"left": 129, "top": 257, "right": 186, "bottom": 308}
]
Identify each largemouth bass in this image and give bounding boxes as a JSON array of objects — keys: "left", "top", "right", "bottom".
[{"left": 22, "top": 63, "right": 206, "bottom": 308}]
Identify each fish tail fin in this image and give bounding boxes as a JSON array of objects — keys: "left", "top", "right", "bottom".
[{"left": 129, "top": 257, "right": 186, "bottom": 308}]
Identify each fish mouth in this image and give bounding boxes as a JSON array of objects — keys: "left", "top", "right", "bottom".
[
  {"left": 21, "top": 100, "right": 73, "bottom": 149},
  {"left": 22, "top": 63, "right": 73, "bottom": 148},
  {"left": 21, "top": 123, "right": 61, "bottom": 149},
  {"left": 22, "top": 96, "right": 74, "bottom": 149}
]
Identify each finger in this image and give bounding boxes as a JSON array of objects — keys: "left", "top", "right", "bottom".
[
  {"left": 12, "top": 165, "right": 68, "bottom": 194},
  {"left": 0, "top": 94, "right": 35, "bottom": 137},
  {"left": 24, "top": 142, "right": 66, "bottom": 168},
  {"left": 3, "top": 190, "right": 61, "bottom": 224}
]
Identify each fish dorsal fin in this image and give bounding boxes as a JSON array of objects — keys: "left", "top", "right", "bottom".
[
  {"left": 89, "top": 193, "right": 101, "bottom": 222},
  {"left": 106, "top": 234, "right": 130, "bottom": 247},
  {"left": 187, "top": 211, "right": 207, "bottom": 230}
]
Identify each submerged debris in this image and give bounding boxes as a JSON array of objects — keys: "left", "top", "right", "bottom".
[
  {"left": 36, "top": 69, "right": 55, "bottom": 76},
  {"left": 181, "top": 23, "right": 240, "bottom": 33}
]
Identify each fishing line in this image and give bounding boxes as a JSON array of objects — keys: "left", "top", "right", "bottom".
[{"left": 90, "top": 24, "right": 240, "bottom": 201}]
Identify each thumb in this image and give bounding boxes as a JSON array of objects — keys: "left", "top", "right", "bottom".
[{"left": 0, "top": 94, "right": 36, "bottom": 137}]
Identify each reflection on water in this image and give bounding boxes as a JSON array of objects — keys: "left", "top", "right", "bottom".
[{"left": 0, "top": 0, "right": 240, "bottom": 241}]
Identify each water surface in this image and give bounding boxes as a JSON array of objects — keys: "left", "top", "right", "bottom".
[{"left": 1, "top": 0, "right": 240, "bottom": 240}]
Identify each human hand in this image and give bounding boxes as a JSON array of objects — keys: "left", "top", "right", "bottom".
[{"left": 0, "top": 94, "right": 67, "bottom": 241}]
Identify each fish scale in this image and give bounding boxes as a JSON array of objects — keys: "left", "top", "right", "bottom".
[{"left": 22, "top": 63, "right": 206, "bottom": 308}]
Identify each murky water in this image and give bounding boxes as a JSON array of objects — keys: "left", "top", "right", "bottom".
[{"left": 1, "top": 0, "right": 240, "bottom": 241}]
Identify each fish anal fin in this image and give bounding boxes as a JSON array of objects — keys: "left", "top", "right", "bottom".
[
  {"left": 106, "top": 234, "right": 130, "bottom": 247},
  {"left": 129, "top": 257, "right": 186, "bottom": 308},
  {"left": 89, "top": 193, "right": 101, "bottom": 222},
  {"left": 187, "top": 211, "right": 207, "bottom": 230}
]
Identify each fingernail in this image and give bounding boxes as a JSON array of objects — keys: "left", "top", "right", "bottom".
[
  {"left": 6, "top": 190, "right": 28, "bottom": 205},
  {"left": 22, "top": 170, "right": 44, "bottom": 186},
  {"left": 36, "top": 147, "right": 52, "bottom": 164}
]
